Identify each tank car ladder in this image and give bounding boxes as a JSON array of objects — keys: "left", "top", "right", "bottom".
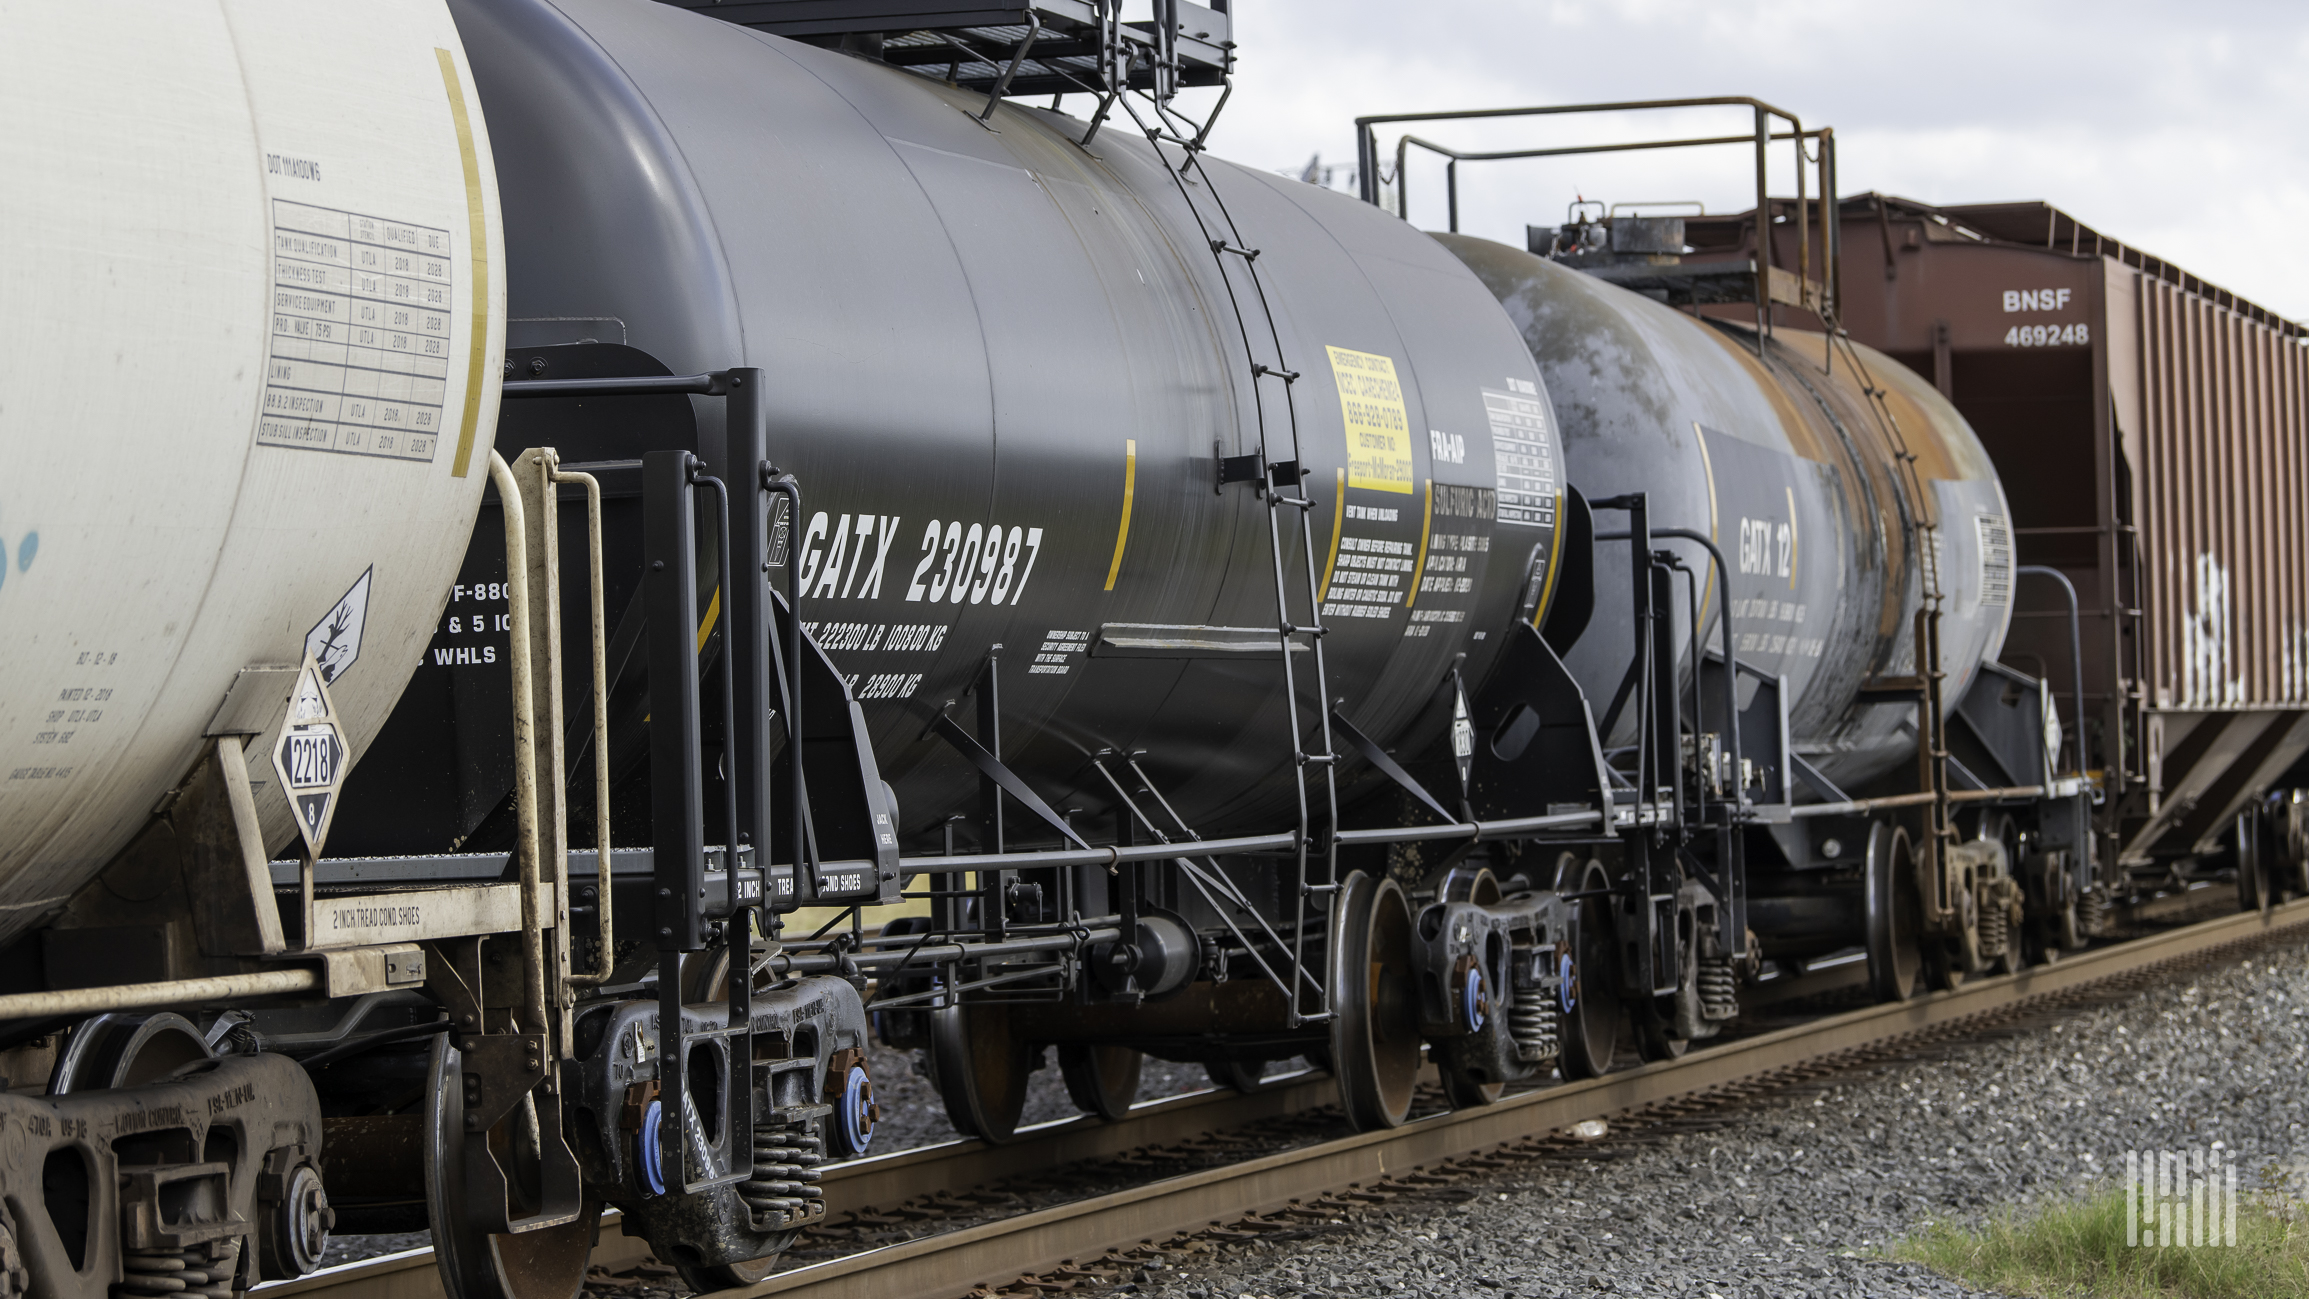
[
  {"left": 1118, "top": 95, "right": 1340, "bottom": 1030},
  {"left": 1818, "top": 329, "right": 1962, "bottom": 927}
]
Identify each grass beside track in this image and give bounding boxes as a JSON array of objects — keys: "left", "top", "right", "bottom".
[{"left": 1893, "top": 1185, "right": 2309, "bottom": 1298}]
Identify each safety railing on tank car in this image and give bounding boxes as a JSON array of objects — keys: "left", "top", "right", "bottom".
[
  {"left": 1588, "top": 497, "right": 1763, "bottom": 961},
  {"left": 1352, "top": 97, "right": 1837, "bottom": 349},
  {"left": 503, "top": 368, "right": 783, "bottom": 1195},
  {"left": 1590, "top": 510, "right": 1745, "bottom": 822}
]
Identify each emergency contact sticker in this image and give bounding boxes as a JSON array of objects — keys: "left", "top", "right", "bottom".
[{"left": 1328, "top": 346, "right": 1415, "bottom": 495}]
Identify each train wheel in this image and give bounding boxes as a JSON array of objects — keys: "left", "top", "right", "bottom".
[
  {"left": 1058, "top": 1043, "right": 1142, "bottom": 1120},
  {"left": 2020, "top": 851, "right": 2080, "bottom": 965},
  {"left": 2236, "top": 811, "right": 2272, "bottom": 912},
  {"left": 1864, "top": 825, "right": 1923, "bottom": 1002},
  {"left": 423, "top": 1034, "right": 595, "bottom": 1299},
  {"left": 1927, "top": 939, "right": 1968, "bottom": 993},
  {"left": 1440, "top": 1061, "right": 1505, "bottom": 1110},
  {"left": 1993, "top": 936, "right": 2024, "bottom": 977},
  {"left": 1206, "top": 1058, "right": 1272, "bottom": 1093},
  {"left": 47, "top": 1012, "right": 213, "bottom": 1092},
  {"left": 928, "top": 997, "right": 1032, "bottom": 1143},
  {"left": 1557, "top": 861, "right": 1622, "bottom": 1079},
  {"left": 2284, "top": 796, "right": 2309, "bottom": 897},
  {"left": 1439, "top": 963, "right": 1506, "bottom": 1108},
  {"left": 1329, "top": 872, "right": 1421, "bottom": 1131},
  {"left": 1633, "top": 997, "right": 1689, "bottom": 1062},
  {"left": 1436, "top": 866, "right": 1502, "bottom": 906},
  {"left": 1633, "top": 892, "right": 1695, "bottom": 1063},
  {"left": 2057, "top": 893, "right": 2087, "bottom": 952},
  {"left": 2020, "top": 903, "right": 2057, "bottom": 969}
]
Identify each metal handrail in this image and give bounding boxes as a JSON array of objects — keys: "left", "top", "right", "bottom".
[
  {"left": 486, "top": 450, "right": 551, "bottom": 1040},
  {"left": 2018, "top": 565, "right": 2088, "bottom": 779},
  {"left": 552, "top": 458, "right": 616, "bottom": 987},
  {"left": 1352, "top": 97, "right": 1836, "bottom": 342}
]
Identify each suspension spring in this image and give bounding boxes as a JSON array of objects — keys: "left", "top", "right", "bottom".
[
  {"left": 1977, "top": 899, "right": 2009, "bottom": 961},
  {"left": 1698, "top": 954, "right": 1740, "bottom": 1021},
  {"left": 741, "top": 1126, "right": 828, "bottom": 1229},
  {"left": 2080, "top": 888, "right": 2113, "bottom": 937},
  {"left": 117, "top": 1241, "right": 239, "bottom": 1299},
  {"left": 1508, "top": 980, "right": 1559, "bottom": 1064}
]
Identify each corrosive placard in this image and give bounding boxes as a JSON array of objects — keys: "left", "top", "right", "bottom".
[
  {"left": 272, "top": 655, "right": 348, "bottom": 859},
  {"left": 1327, "top": 345, "right": 1414, "bottom": 495}
]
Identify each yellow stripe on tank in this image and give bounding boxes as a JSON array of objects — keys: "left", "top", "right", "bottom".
[
  {"left": 696, "top": 587, "right": 721, "bottom": 653},
  {"left": 1319, "top": 468, "right": 1345, "bottom": 601},
  {"left": 1531, "top": 491, "right": 1567, "bottom": 627},
  {"left": 1405, "top": 481, "right": 1434, "bottom": 610},
  {"left": 643, "top": 586, "right": 721, "bottom": 724},
  {"left": 437, "top": 48, "right": 490, "bottom": 480},
  {"left": 1105, "top": 439, "right": 1137, "bottom": 591}
]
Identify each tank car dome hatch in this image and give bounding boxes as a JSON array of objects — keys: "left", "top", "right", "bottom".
[
  {"left": 0, "top": 1, "right": 503, "bottom": 949},
  {"left": 1434, "top": 234, "right": 2011, "bottom": 794}
]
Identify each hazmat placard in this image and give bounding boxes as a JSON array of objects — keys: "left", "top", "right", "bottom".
[
  {"left": 305, "top": 566, "right": 372, "bottom": 684},
  {"left": 272, "top": 655, "right": 348, "bottom": 859}
]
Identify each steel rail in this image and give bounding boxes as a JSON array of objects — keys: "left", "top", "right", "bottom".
[
  {"left": 808, "top": 1068, "right": 1336, "bottom": 1213},
  {"left": 722, "top": 897, "right": 2309, "bottom": 1299},
  {"left": 251, "top": 1073, "right": 1341, "bottom": 1299},
  {"left": 255, "top": 898, "right": 2309, "bottom": 1299}
]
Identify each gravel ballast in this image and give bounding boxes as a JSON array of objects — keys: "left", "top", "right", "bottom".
[
  {"left": 1088, "top": 937, "right": 2309, "bottom": 1299},
  {"left": 319, "top": 935, "right": 2309, "bottom": 1294}
]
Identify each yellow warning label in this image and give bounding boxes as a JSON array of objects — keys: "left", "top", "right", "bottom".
[{"left": 1326, "top": 346, "right": 1415, "bottom": 495}]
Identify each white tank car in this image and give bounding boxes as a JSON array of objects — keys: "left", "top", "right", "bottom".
[{"left": 0, "top": 0, "right": 504, "bottom": 946}]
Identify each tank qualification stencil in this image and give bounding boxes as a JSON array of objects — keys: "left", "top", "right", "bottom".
[
  {"left": 260, "top": 201, "right": 455, "bottom": 461},
  {"left": 1327, "top": 346, "right": 1415, "bottom": 495}
]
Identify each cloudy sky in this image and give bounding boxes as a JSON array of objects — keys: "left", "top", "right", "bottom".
[{"left": 1182, "top": 0, "right": 2309, "bottom": 322}]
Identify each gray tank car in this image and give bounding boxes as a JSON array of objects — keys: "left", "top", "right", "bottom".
[
  {"left": 1439, "top": 236, "right": 2015, "bottom": 792},
  {"left": 1438, "top": 236, "right": 2065, "bottom": 994}
]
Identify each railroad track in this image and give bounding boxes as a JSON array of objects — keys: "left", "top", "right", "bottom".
[{"left": 260, "top": 897, "right": 2309, "bottom": 1299}]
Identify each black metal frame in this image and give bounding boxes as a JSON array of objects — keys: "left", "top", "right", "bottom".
[
  {"left": 508, "top": 369, "right": 774, "bottom": 1195},
  {"left": 1586, "top": 495, "right": 1757, "bottom": 996}
]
